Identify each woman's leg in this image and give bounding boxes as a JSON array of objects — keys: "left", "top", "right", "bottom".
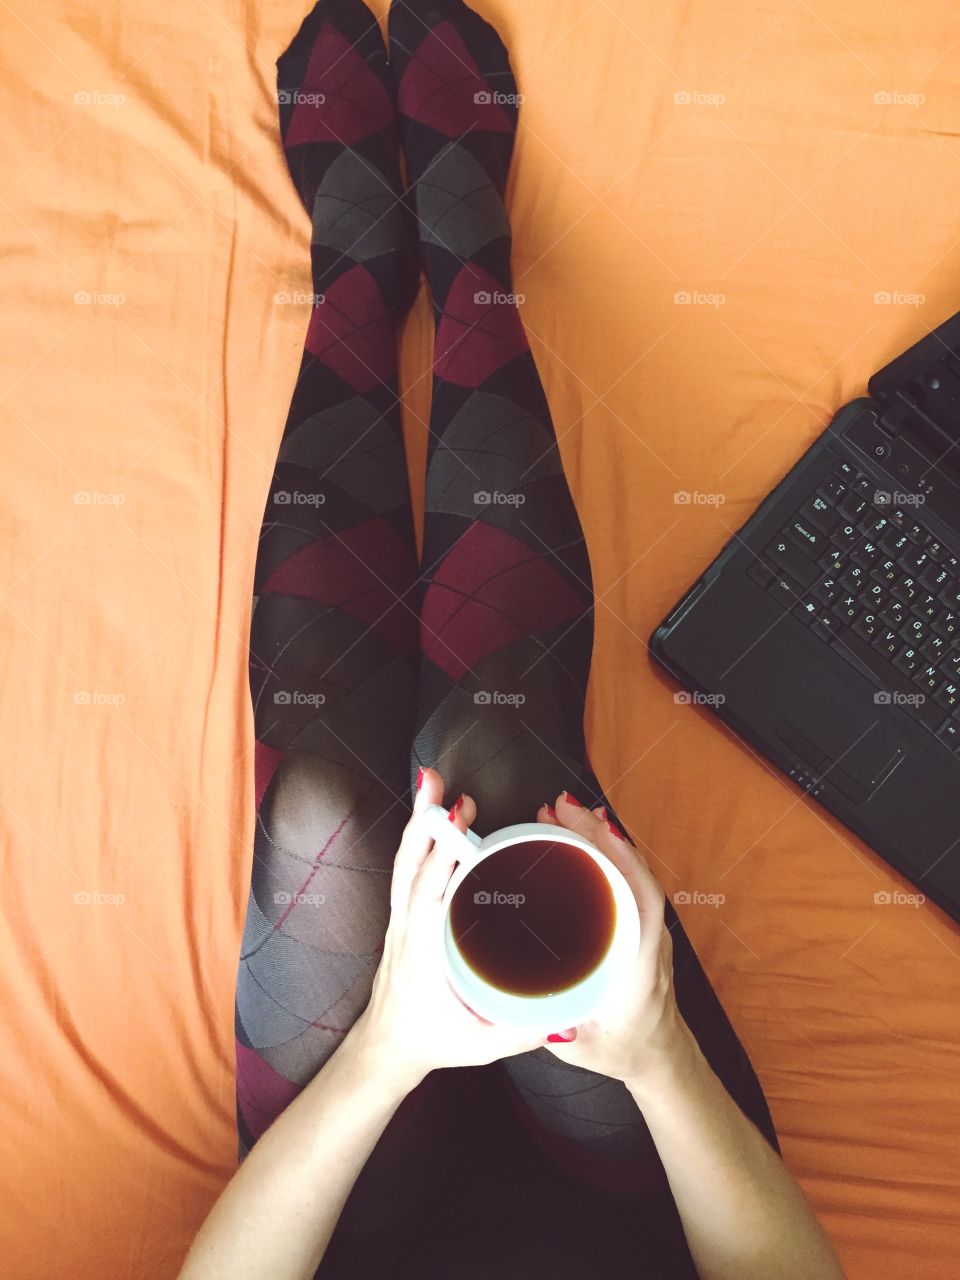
[
  {"left": 389, "top": 0, "right": 778, "bottom": 1199},
  {"left": 234, "top": 4, "right": 468, "bottom": 1262}
]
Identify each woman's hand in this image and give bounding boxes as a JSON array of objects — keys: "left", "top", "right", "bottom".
[
  {"left": 533, "top": 792, "right": 689, "bottom": 1088},
  {"left": 346, "top": 768, "right": 544, "bottom": 1093}
]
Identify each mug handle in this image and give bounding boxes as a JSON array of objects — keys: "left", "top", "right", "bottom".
[{"left": 421, "top": 803, "right": 485, "bottom": 871}]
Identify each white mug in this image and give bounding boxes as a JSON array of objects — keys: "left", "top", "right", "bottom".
[{"left": 421, "top": 804, "right": 641, "bottom": 1032}]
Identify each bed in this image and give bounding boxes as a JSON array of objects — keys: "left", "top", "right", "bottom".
[{"left": 2, "top": 1, "right": 958, "bottom": 1275}]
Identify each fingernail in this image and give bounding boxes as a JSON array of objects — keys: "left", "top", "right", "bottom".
[
  {"left": 606, "top": 818, "right": 625, "bottom": 840},
  {"left": 562, "top": 791, "right": 584, "bottom": 809},
  {"left": 416, "top": 765, "right": 425, "bottom": 791},
  {"left": 546, "top": 1031, "right": 576, "bottom": 1043},
  {"left": 448, "top": 794, "right": 464, "bottom": 822},
  {"left": 544, "top": 804, "right": 556, "bottom": 819},
  {"left": 595, "top": 806, "right": 607, "bottom": 823}
]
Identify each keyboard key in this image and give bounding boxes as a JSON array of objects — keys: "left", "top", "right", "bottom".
[
  {"left": 784, "top": 517, "right": 826, "bottom": 556},
  {"left": 900, "top": 548, "right": 930, "bottom": 577},
  {"left": 746, "top": 558, "right": 776, "bottom": 590},
  {"left": 861, "top": 515, "right": 891, "bottom": 542},
  {"left": 922, "top": 634, "right": 949, "bottom": 664},
  {"left": 799, "top": 495, "right": 839, "bottom": 535},
  {"left": 938, "top": 582, "right": 960, "bottom": 612},
  {"left": 880, "top": 600, "right": 907, "bottom": 630},
  {"left": 853, "top": 611, "right": 881, "bottom": 641},
  {"left": 834, "top": 460, "right": 859, "bottom": 482},
  {"left": 838, "top": 493, "right": 868, "bottom": 522},
  {"left": 870, "top": 558, "right": 899, "bottom": 587},
  {"left": 831, "top": 523, "right": 860, "bottom": 550},
  {"left": 915, "top": 594, "right": 941, "bottom": 625},
  {"left": 901, "top": 618, "right": 930, "bottom": 648},
  {"left": 851, "top": 539, "right": 882, "bottom": 570},
  {"left": 880, "top": 529, "right": 911, "bottom": 558},
  {"left": 927, "top": 539, "right": 948, "bottom": 562},
  {"left": 934, "top": 681, "right": 960, "bottom": 714},
  {"left": 892, "top": 576, "right": 920, "bottom": 607},
  {"left": 942, "top": 652, "right": 960, "bottom": 680},
  {"left": 764, "top": 537, "right": 820, "bottom": 589},
  {"left": 812, "top": 575, "right": 840, "bottom": 606},
  {"left": 860, "top": 582, "right": 886, "bottom": 611},
  {"left": 935, "top": 719, "right": 960, "bottom": 751},
  {"left": 933, "top": 611, "right": 960, "bottom": 641},
  {"left": 767, "top": 575, "right": 801, "bottom": 610},
  {"left": 810, "top": 613, "right": 840, "bottom": 642},
  {"left": 902, "top": 520, "right": 926, "bottom": 543},
  {"left": 915, "top": 665, "right": 943, "bottom": 697},
  {"left": 832, "top": 594, "right": 860, "bottom": 625},
  {"left": 819, "top": 477, "right": 846, "bottom": 503},
  {"left": 874, "top": 629, "right": 901, "bottom": 660},
  {"left": 893, "top": 646, "right": 921, "bottom": 677},
  {"left": 921, "top": 564, "right": 950, "bottom": 593}
]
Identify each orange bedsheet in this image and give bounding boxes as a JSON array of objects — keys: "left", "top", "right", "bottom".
[{"left": 2, "top": 1, "right": 959, "bottom": 1275}]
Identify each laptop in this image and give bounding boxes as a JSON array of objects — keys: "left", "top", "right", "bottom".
[{"left": 650, "top": 308, "right": 960, "bottom": 924}]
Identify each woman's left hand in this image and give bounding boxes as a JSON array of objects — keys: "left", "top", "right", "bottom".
[{"left": 346, "top": 767, "right": 545, "bottom": 1092}]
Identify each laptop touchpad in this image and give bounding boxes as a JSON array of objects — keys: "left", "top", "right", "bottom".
[{"left": 779, "top": 671, "right": 905, "bottom": 795}]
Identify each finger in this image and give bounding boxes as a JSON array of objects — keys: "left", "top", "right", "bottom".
[
  {"left": 551, "top": 790, "right": 606, "bottom": 844},
  {"left": 410, "top": 791, "right": 477, "bottom": 913},
  {"left": 595, "top": 822, "right": 665, "bottom": 956},
  {"left": 535, "top": 802, "right": 559, "bottom": 825},
  {"left": 390, "top": 766, "right": 446, "bottom": 915}
]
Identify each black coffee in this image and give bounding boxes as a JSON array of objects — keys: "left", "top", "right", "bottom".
[{"left": 449, "top": 839, "right": 616, "bottom": 996}]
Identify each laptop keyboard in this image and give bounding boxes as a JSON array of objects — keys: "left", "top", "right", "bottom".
[{"left": 746, "top": 458, "right": 960, "bottom": 755}]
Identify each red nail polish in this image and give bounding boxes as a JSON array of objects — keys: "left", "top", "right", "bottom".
[
  {"left": 416, "top": 766, "right": 425, "bottom": 791},
  {"left": 544, "top": 804, "right": 557, "bottom": 819},
  {"left": 448, "top": 794, "right": 464, "bottom": 822},
  {"left": 546, "top": 1031, "right": 575, "bottom": 1043},
  {"left": 562, "top": 791, "right": 584, "bottom": 809},
  {"left": 606, "top": 818, "right": 625, "bottom": 840},
  {"left": 595, "top": 806, "right": 607, "bottom": 823}
]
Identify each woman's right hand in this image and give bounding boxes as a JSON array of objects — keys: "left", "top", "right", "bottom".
[{"left": 534, "top": 792, "right": 692, "bottom": 1087}]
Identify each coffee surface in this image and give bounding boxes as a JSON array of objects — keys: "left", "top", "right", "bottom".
[{"left": 449, "top": 839, "right": 616, "bottom": 996}]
